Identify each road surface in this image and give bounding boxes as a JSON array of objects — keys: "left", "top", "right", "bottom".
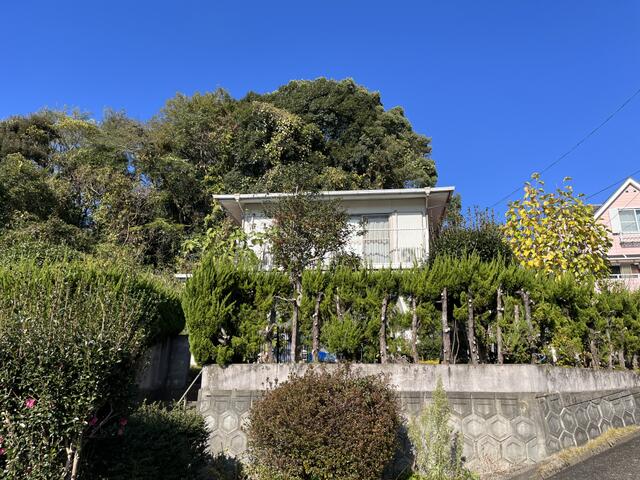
[{"left": 548, "top": 434, "right": 640, "bottom": 480}]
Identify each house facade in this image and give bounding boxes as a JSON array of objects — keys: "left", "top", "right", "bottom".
[
  {"left": 213, "top": 187, "right": 454, "bottom": 269},
  {"left": 594, "top": 177, "right": 640, "bottom": 290}
]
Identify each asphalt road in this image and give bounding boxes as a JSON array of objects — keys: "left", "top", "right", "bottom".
[{"left": 548, "top": 435, "right": 640, "bottom": 480}]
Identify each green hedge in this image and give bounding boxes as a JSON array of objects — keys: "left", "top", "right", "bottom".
[
  {"left": 0, "top": 259, "right": 184, "bottom": 343},
  {"left": 0, "top": 260, "right": 186, "bottom": 478},
  {"left": 183, "top": 254, "right": 640, "bottom": 368}
]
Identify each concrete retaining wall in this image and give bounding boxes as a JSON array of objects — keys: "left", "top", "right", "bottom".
[
  {"left": 137, "top": 334, "right": 191, "bottom": 399},
  {"left": 197, "top": 364, "right": 640, "bottom": 472}
]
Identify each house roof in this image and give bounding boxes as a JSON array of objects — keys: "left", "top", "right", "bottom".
[
  {"left": 213, "top": 186, "right": 455, "bottom": 227},
  {"left": 593, "top": 177, "right": 640, "bottom": 220}
]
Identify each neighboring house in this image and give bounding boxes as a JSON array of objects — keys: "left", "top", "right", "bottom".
[
  {"left": 213, "top": 187, "right": 454, "bottom": 269},
  {"left": 594, "top": 177, "right": 640, "bottom": 290}
]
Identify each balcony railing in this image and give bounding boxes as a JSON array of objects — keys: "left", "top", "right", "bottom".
[
  {"left": 609, "top": 273, "right": 640, "bottom": 291},
  {"left": 619, "top": 233, "right": 640, "bottom": 245},
  {"left": 610, "top": 273, "right": 640, "bottom": 279},
  {"left": 257, "top": 227, "right": 428, "bottom": 269}
]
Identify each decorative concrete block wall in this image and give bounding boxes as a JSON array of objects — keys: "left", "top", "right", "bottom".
[{"left": 196, "top": 364, "right": 640, "bottom": 471}]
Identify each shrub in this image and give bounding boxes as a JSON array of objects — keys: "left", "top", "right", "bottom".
[
  {"left": 183, "top": 255, "right": 289, "bottom": 365},
  {"left": 82, "top": 403, "right": 209, "bottom": 480},
  {"left": 246, "top": 367, "right": 402, "bottom": 480},
  {"left": 0, "top": 261, "right": 149, "bottom": 478},
  {"left": 408, "top": 379, "right": 476, "bottom": 480}
]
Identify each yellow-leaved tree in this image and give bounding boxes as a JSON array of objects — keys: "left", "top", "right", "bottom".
[{"left": 503, "top": 174, "right": 611, "bottom": 280}]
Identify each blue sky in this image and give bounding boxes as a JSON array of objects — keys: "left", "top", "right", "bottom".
[{"left": 1, "top": 1, "right": 638, "bottom": 215}]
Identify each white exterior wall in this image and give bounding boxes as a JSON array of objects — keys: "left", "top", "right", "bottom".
[{"left": 241, "top": 197, "right": 429, "bottom": 269}]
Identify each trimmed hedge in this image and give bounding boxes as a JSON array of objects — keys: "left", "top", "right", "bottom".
[
  {"left": 183, "top": 254, "right": 640, "bottom": 368},
  {"left": 246, "top": 367, "right": 401, "bottom": 480}
]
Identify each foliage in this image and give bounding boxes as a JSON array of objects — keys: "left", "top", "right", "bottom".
[
  {"left": 0, "top": 262, "right": 149, "bottom": 479},
  {"left": 183, "top": 255, "right": 640, "bottom": 369},
  {"left": 0, "top": 78, "right": 438, "bottom": 269},
  {"left": 82, "top": 403, "right": 209, "bottom": 480},
  {"left": 265, "top": 192, "right": 352, "bottom": 276},
  {"left": 503, "top": 174, "right": 611, "bottom": 280},
  {"left": 409, "top": 379, "right": 476, "bottom": 480},
  {"left": 261, "top": 78, "right": 436, "bottom": 189},
  {"left": 183, "top": 255, "right": 289, "bottom": 365},
  {"left": 246, "top": 367, "right": 402, "bottom": 480},
  {"left": 265, "top": 192, "right": 352, "bottom": 361},
  {"left": 431, "top": 207, "right": 513, "bottom": 263}
]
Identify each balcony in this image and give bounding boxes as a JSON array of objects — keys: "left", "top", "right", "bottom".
[
  {"left": 619, "top": 233, "right": 640, "bottom": 246},
  {"left": 258, "top": 227, "right": 428, "bottom": 270},
  {"left": 609, "top": 273, "right": 640, "bottom": 291}
]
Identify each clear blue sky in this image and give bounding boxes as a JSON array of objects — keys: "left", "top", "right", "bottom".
[{"left": 1, "top": 1, "right": 638, "bottom": 215}]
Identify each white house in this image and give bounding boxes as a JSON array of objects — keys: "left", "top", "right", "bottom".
[{"left": 213, "top": 186, "right": 455, "bottom": 269}]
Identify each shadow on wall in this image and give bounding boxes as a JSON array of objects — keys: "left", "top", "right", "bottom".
[{"left": 136, "top": 335, "right": 192, "bottom": 401}]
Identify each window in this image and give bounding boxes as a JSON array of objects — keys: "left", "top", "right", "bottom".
[
  {"left": 362, "top": 215, "right": 390, "bottom": 265},
  {"left": 619, "top": 209, "right": 640, "bottom": 233}
]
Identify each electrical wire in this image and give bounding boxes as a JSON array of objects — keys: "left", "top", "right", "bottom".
[{"left": 489, "top": 86, "right": 640, "bottom": 209}]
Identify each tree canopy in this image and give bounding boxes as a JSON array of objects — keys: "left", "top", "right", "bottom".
[
  {"left": 503, "top": 174, "right": 611, "bottom": 280},
  {"left": 0, "top": 78, "right": 439, "bottom": 270}
]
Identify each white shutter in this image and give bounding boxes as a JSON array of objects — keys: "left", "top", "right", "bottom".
[{"left": 610, "top": 208, "right": 621, "bottom": 233}]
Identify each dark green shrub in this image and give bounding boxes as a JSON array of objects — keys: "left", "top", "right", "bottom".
[
  {"left": 183, "top": 254, "right": 289, "bottom": 365},
  {"left": 83, "top": 403, "right": 209, "bottom": 480},
  {"left": 0, "top": 260, "right": 185, "bottom": 478},
  {"left": 246, "top": 367, "right": 402, "bottom": 480},
  {"left": 431, "top": 208, "right": 512, "bottom": 263},
  {"left": 0, "top": 262, "right": 148, "bottom": 478}
]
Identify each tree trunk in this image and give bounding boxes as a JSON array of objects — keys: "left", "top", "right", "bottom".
[
  {"left": 335, "top": 293, "right": 344, "bottom": 321},
  {"left": 410, "top": 296, "right": 419, "bottom": 363},
  {"left": 290, "top": 275, "right": 302, "bottom": 363},
  {"left": 589, "top": 331, "right": 600, "bottom": 369},
  {"left": 262, "top": 303, "right": 277, "bottom": 363},
  {"left": 312, "top": 292, "right": 324, "bottom": 363},
  {"left": 69, "top": 442, "right": 81, "bottom": 480},
  {"left": 466, "top": 289, "right": 479, "bottom": 365},
  {"left": 606, "top": 328, "right": 614, "bottom": 369},
  {"left": 632, "top": 354, "right": 638, "bottom": 370},
  {"left": 379, "top": 294, "right": 389, "bottom": 364},
  {"left": 441, "top": 288, "right": 451, "bottom": 365},
  {"left": 496, "top": 287, "right": 504, "bottom": 365},
  {"left": 514, "top": 303, "right": 521, "bottom": 360},
  {"left": 518, "top": 290, "right": 535, "bottom": 364},
  {"left": 618, "top": 349, "right": 626, "bottom": 369}
]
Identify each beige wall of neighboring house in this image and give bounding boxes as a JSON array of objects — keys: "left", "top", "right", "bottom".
[
  {"left": 214, "top": 187, "right": 454, "bottom": 269},
  {"left": 594, "top": 177, "right": 640, "bottom": 290}
]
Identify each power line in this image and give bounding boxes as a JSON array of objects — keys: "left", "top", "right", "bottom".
[
  {"left": 586, "top": 168, "right": 640, "bottom": 200},
  {"left": 489, "top": 86, "right": 640, "bottom": 209}
]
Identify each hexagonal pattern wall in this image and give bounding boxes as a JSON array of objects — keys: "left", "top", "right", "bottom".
[{"left": 197, "top": 372, "right": 640, "bottom": 476}]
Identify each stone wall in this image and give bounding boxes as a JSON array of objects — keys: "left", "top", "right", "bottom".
[{"left": 197, "top": 364, "right": 640, "bottom": 471}]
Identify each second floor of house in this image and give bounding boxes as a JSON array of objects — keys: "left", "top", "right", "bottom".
[
  {"left": 595, "top": 177, "right": 640, "bottom": 289},
  {"left": 213, "top": 187, "right": 455, "bottom": 269}
]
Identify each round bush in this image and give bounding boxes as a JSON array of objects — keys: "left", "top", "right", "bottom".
[{"left": 246, "top": 367, "right": 401, "bottom": 480}]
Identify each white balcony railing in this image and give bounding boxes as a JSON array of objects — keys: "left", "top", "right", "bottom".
[
  {"left": 257, "top": 227, "right": 428, "bottom": 270},
  {"left": 609, "top": 273, "right": 640, "bottom": 291},
  {"left": 610, "top": 273, "right": 640, "bottom": 279},
  {"left": 353, "top": 227, "right": 427, "bottom": 268}
]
